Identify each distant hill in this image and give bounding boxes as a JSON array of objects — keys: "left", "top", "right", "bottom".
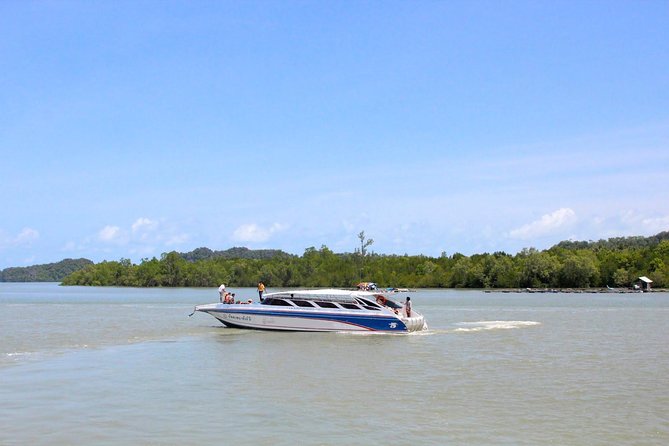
[
  {"left": 553, "top": 231, "right": 669, "bottom": 251},
  {"left": 178, "top": 246, "right": 295, "bottom": 262},
  {"left": 0, "top": 258, "right": 94, "bottom": 282},
  {"left": 0, "top": 248, "right": 293, "bottom": 282}
]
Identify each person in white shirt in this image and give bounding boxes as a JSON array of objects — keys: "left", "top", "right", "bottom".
[{"left": 218, "top": 284, "right": 226, "bottom": 302}]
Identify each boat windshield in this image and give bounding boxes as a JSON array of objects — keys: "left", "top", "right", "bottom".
[
  {"left": 358, "top": 297, "right": 401, "bottom": 311},
  {"left": 356, "top": 297, "right": 381, "bottom": 308},
  {"left": 383, "top": 299, "right": 403, "bottom": 309},
  {"left": 262, "top": 298, "right": 294, "bottom": 306}
]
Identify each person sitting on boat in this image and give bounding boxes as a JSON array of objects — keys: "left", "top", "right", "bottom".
[
  {"left": 223, "top": 292, "right": 234, "bottom": 304},
  {"left": 404, "top": 296, "right": 412, "bottom": 317}
]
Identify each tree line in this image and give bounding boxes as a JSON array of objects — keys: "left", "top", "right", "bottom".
[
  {"left": 178, "top": 246, "right": 294, "bottom": 262},
  {"left": 60, "top": 232, "right": 669, "bottom": 288}
]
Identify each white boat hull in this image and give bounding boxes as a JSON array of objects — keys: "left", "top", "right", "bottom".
[{"left": 196, "top": 303, "right": 426, "bottom": 333}]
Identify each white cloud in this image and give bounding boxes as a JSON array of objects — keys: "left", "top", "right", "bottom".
[
  {"left": 132, "top": 217, "right": 157, "bottom": 233},
  {"left": 98, "top": 225, "right": 123, "bottom": 242},
  {"left": 641, "top": 215, "right": 669, "bottom": 233},
  {"left": 509, "top": 208, "right": 577, "bottom": 240},
  {"left": 0, "top": 227, "right": 40, "bottom": 249},
  {"left": 15, "top": 228, "right": 39, "bottom": 244},
  {"left": 619, "top": 211, "right": 669, "bottom": 234},
  {"left": 80, "top": 219, "right": 191, "bottom": 256},
  {"left": 131, "top": 217, "right": 159, "bottom": 242},
  {"left": 232, "top": 223, "right": 286, "bottom": 243},
  {"left": 166, "top": 233, "right": 190, "bottom": 246}
]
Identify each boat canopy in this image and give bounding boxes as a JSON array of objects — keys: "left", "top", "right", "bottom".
[{"left": 264, "top": 288, "right": 384, "bottom": 304}]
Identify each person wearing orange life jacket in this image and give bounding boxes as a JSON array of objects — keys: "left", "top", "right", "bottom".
[{"left": 223, "top": 292, "right": 235, "bottom": 304}]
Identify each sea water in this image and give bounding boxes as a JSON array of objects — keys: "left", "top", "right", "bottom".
[{"left": 1, "top": 283, "right": 667, "bottom": 445}]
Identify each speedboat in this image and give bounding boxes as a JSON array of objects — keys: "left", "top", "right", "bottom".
[{"left": 194, "top": 289, "right": 427, "bottom": 332}]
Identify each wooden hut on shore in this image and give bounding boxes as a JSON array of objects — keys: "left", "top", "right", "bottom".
[{"left": 637, "top": 276, "right": 653, "bottom": 291}]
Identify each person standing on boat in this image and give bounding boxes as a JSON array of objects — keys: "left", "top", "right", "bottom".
[
  {"left": 218, "top": 284, "right": 226, "bottom": 302},
  {"left": 405, "top": 297, "right": 412, "bottom": 317},
  {"left": 258, "top": 282, "right": 265, "bottom": 301}
]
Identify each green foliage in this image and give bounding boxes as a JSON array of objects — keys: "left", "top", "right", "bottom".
[
  {"left": 179, "top": 247, "right": 294, "bottom": 262},
  {"left": 519, "top": 248, "right": 560, "bottom": 288},
  {"left": 554, "top": 231, "right": 669, "bottom": 250},
  {"left": 0, "top": 258, "right": 93, "bottom": 282},
  {"left": 57, "top": 232, "right": 669, "bottom": 288},
  {"left": 558, "top": 253, "right": 600, "bottom": 287},
  {"left": 613, "top": 268, "right": 630, "bottom": 287}
]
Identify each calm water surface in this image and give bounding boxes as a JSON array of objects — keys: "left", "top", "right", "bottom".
[{"left": 1, "top": 283, "right": 668, "bottom": 445}]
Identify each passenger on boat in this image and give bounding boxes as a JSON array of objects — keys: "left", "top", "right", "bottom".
[
  {"left": 223, "top": 292, "right": 235, "bottom": 304},
  {"left": 218, "top": 284, "right": 226, "bottom": 302},
  {"left": 405, "top": 297, "right": 412, "bottom": 317},
  {"left": 258, "top": 282, "right": 266, "bottom": 301}
]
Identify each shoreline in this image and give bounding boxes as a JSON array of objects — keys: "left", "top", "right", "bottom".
[{"left": 484, "top": 287, "right": 667, "bottom": 294}]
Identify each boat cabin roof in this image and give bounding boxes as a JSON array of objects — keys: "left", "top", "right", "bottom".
[{"left": 264, "top": 288, "right": 386, "bottom": 304}]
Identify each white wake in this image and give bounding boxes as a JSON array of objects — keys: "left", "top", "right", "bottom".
[{"left": 453, "top": 320, "right": 541, "bottom": 332}]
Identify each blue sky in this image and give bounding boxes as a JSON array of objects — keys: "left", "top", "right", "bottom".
[{"left": 1, "top": 1, "right": 668, "bottom": 269}]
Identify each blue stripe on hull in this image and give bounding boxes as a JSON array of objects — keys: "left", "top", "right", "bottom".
[{"left": 207, "top": 308, "right": 407, "bottom": 332}]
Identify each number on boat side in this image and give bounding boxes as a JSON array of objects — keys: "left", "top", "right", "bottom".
[{"left": 389, "top": 322, "right": 397, "bottom": 329}]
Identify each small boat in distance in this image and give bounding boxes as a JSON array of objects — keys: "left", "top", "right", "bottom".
[{"left": 194, "top": 289, "right": 427, "bottom": 333}]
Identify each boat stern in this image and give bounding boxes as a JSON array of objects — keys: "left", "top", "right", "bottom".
[{"left": 400, "top": 312, "right": 428, "bottom": 332}]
